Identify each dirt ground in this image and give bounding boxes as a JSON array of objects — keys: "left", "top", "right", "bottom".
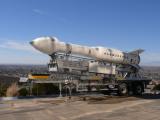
[{"left": 0, "top": 95, "right": 160, "bottom": 120}]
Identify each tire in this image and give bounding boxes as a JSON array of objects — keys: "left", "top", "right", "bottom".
[
  {"left": 118, "top": 83, "right": 128, "bottom": 96},
  {"left": 133, "top": 84, "right": 143, "bottom": 95}
]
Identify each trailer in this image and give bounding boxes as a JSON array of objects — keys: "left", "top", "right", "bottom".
[{"left": 28, "top": 53, "right": 151, "bottom": 96}]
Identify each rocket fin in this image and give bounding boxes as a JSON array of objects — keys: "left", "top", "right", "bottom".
[{"left": 128, "top": 49, "right": 144, "bottom": 55}]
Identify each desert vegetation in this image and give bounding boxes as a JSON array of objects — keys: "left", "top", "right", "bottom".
[{"left": 6, "top": 83, "right": 19, "bottom": 97}]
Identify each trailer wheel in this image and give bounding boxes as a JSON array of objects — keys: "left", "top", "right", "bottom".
[
  {"left": 118, "top": 83, "right": 128, "bottom": 96},
  {"left": 133, "top": 84, "right": 143, "bottom": 95}
]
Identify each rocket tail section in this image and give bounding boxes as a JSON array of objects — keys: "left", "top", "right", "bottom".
[{"left": 128, "top": 49, "right": 144, "bottom": 55}]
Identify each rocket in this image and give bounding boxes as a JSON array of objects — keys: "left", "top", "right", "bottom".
[{"left": 30, "top": 37, "right": 144, "bottom": 65}]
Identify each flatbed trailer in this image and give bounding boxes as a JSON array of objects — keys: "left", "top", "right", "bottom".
[{"left": 28, "top": 73, "right": 152, "bottom": 96}]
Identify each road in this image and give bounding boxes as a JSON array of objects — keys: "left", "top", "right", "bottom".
[{"left": 0, "top": 95, "right": 160, "bottom": 120}]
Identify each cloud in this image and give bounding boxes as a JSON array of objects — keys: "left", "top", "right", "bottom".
[
  {"left": 0, "top": 41, "right": 49, "bottom": 64},
  {"left": 0, "top": 41, "right": 39, "bottom": 53},
  {"left": 33, "top": 9, "right": 47, "bottom": 15},
  {"left": 0, "top": 55, "right": 49, "bottom": 65}
]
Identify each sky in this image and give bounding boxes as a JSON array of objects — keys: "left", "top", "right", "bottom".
[{"left": 0, "top": 0, "right": 160, "bottom": 66}]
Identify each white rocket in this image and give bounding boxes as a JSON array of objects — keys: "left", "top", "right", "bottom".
[{"left": 30, "top": 37, "right": 144, "bottom": 65}]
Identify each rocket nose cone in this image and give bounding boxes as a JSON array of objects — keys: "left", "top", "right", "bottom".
[{"left": 30, "top": 37, "right": 55, "bottom": 55}]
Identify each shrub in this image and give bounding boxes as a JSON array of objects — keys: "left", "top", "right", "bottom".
[
  {"left": 32, "top": 84, "right": 45, "bottom": 95},
  {"left": 32, "top": 83, "right": 59, "bottom": 96},
  {"left": 0, "top": 84, "right": 8, "bottom": 97},
  {"left": 19, "top": 87, "right": 28, "bottom": 96},
  {"left": 6, "top": 83, "right": 19, "bottom": 97}
]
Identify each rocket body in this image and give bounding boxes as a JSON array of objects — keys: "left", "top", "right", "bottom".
[{"left": 30, "top": 37, "right": 142, "bottom": 65}]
